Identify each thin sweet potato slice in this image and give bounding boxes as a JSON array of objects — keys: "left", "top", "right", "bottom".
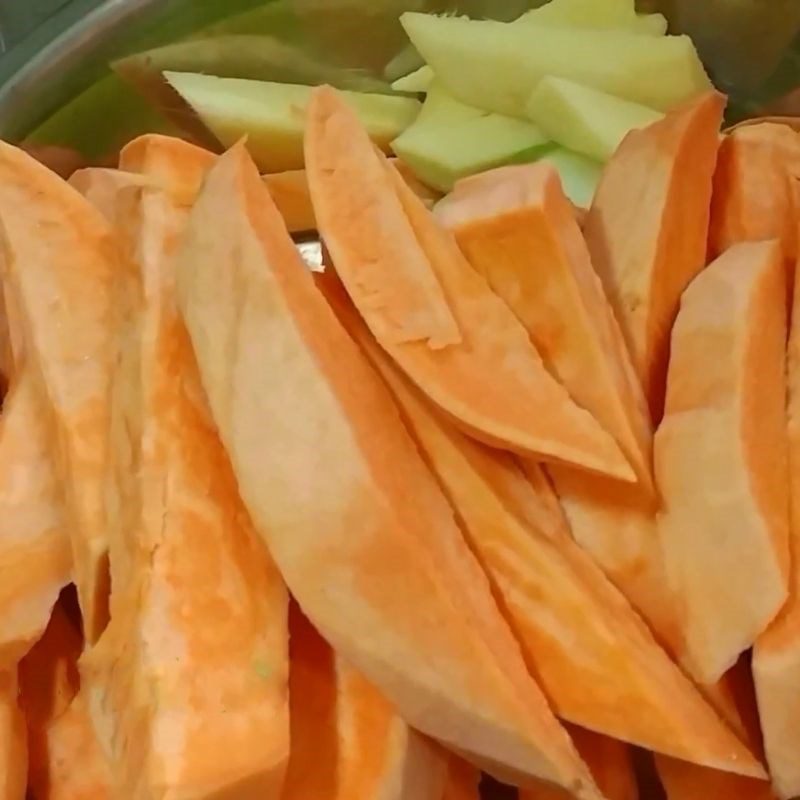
[
  {"left": 306, "top": 86, "right": 633, "bottom": 481},
  {"left": 583, "top": 92, "right": 725, "bottom": 419},
  {"left": 20, "top": 603, "right": 111, "bottom": 800},
  {"left": 752, "top": 229, "right": 800, "bottom": 800},
  {"left": 443, "top": 759, "right": 481, "bottom": 800},
  {"left": 325, "top": 280, "right": 763, "bottom": 778},
  {"left": 656, "top": 240, "right": 790, "bottom": 684},
  {"left": 0, "top": 670, "right": 25, "bottom": 800},
  {"left": 283, "top": 606, "right": 447, "bottom": 800},
  {"left": 437, "top": 160, "right": 653, "bottom": 493},
  {"left": 709, "top": 123, "right": 800, "bottom": 262},
  {"left": 80, "top": 138, "right": 290, "bottom": 799},
  {"left": 0, "top": 143, "right": 124, "bottom": 642},
  {"left": 520, "top": 729, "right": 638, "bottom": 800},
  {"left": 176, "top": 143, "right": 602, "bottom": 797},
  {"left": 0, "top": 371, "right": 71, "bottom": 668}
]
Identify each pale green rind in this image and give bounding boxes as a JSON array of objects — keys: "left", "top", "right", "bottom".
[{"left": 526, "top": 76, "right": 664, "bottom": 162}]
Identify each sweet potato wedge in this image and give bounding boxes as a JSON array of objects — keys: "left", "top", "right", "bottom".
[
  {"left": 176, "top": 142, "right": 602, "bottom": 797},
  {"left": 656, "top": 240, "right": 790, "bottom": 684},
  {"left": 0, "top": 670, "right": 25, "bottom": 800},
  {"left": 306, "top": 86, "right": 633, "bottom": 481},
  {"left": 709, "top": 123, "right": 800, "bottom": 262},
  {"left": 326, "top": 278, "right": 763, "bottom": 777},
  {"left": 0, "top": 142, "right": 124, "bottom": 642},
  {"left": 437, "top": 160, "right": 653, "bottom": 493},
  {"left": 583, "top": 92, "right": 725, "bottom": 419},
  {"left": 0, "top": 371, "right": 71, "bottom": 668},
  {"left": 80, "top": 137, "right": 290, "bottom": 799},
  {"left": 520, "top": 729, "right": 638, "bottom": 800},
  {"left": 752, "top": 226, "right": 800, "bottom": 800},
  {"left": 283, "top": 606, "right": 447, "bottom": 800}
]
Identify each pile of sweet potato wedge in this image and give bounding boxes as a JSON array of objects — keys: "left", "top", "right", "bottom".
[{"left": 1, "top": 83, "right": 800, "bottom": 800}]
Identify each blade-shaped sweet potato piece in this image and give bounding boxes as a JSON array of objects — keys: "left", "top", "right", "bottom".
[
  {"left": 69, "top": 167, "right": 154, "bottom": 221},
  {"left": 304, "top": 90, "right": 461, "bottom": 350},
  {"left": 0, "top": 143, "right": 124, "bottom": 642},
  {"left": 583, "top": 92, "right": 725, "bottom": 419},
  {"left": 752, "top": 228, "right": 800, "bottom": 800},
  {"left": 443, "top": 758, "right": 481, "bottom": 800},
  {"left": 656, "top": 240, "right": 790, "bottom": 684},
  {"left": 325, "top": 280, "right": 763, "bottom": 778},
  {"left": 21, "top": 603, "right": 111, "bottom": 800},
  {"left": 0, "top": 371, "right": 71, "bottom": 668},
  {"left": 283, "top": 605, "right": 447, "bottom": 800},
  {"left": 437, "top": 160, "right": 654, "bottom": 494},
  {"left": 306, "top": 86, "right": 633, "bottom": 481},
  {"left": 520, "top": 728, "right": 638, "bottom": 800},
  {"left": 709, "top": 123, "right": 800, "bottom": 262},
  {"left": 176, "top": 143, "right": 602, "bottom": 797},
  {"left": 0, "top": 670, "right": 25, "bottom": 800},
  {"left": 80, "top": 137, "right": 290, "bottom": 799}
]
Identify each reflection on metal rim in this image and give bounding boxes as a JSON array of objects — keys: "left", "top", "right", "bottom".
[{"left": 0, "top": 0, "right": 160, "bottom": 138}]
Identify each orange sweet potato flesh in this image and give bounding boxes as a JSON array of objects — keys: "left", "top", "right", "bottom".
[
  {"left": 176, "top": 143, "right": 602, "bottom": 797},
  {"left": 657, "top": 757, "right": 777, "bottom": 800},
  {"left": 443, "top": 758, "right": 481, "bottom": 800},
  {"left": 0, "top": 670, "right": 26, "bottom": 800},
  {"left": 709, "top": 123, "right": 800, "bottom": 262},
  {"left": 79, "top": 137, "right": 290, "bottom": 799},
  {"left": 752, "top": 228, "right": 800, "bottom": 800},
  {"left": 306, "top": 87, "right": 633, "bottom": 481},
  {"left": 656, "top": 240, "right": 790, "bottom": 685},
  {"left": 262, "top": 160, "right": 440, "bottom": 234},
  {"left": 438, "top": 160, "right": 654, "bottom": 494},
  {"left": 0, "top": 142, "right": 125, "bottom": 643},
  {"left": 21, "top": 604, "right": 111, "bottom": 800},
  {"left": 583, "top": 92, "right": 725, "bottom": 420},
  {"left": 325, "top": 280, "right": 763, "bottom": 778},
  {"left": 520, "top": 729, "right": 638, "bottom": 800},
  {"left": 283, "top": 605, "right": 447, "bottom": 800},
  {"left": 0, "top": 371, "right": 71, "bottom": 668}
]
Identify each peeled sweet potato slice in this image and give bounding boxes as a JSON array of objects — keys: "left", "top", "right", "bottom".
[
  {"left": 176, "top": 143, "right": 602, "bottom": 797},
  {"left": 20, "top": 603, "right": 111, "bottom": 800},
  {"left": 306, "top": 86, "right": 633, "bottom": 481},
  {"left": 437, "top": 160, "right": 653, "bottom": 493},
  {"left": 583, "top": 92, "right": 725, "bottom": 419},
  {"left": 283, "top": 606, "right": 447, "bottom": 800},
  {"left": 752, "top": 230, "right": 800, "bottom": 800},
  {"left": 520, "top": 729, "right": 638, "bottom": 800},
  {"left": 0, "top": 142, "right": 124, "bottom": 642},
  {"left": 326, "top": 282, "right": 763, "bottom": 778},
  {"left": 443, "top": 759, "right": 481, "bottom": 800},
  {"left": 656, "top": 240, "right": 790, "bottom": 684},
  {"left": 80, "top": 138, "right": 290, "bottom": 799},
  {"left": 0, "top": 670, "right": 25, "bottom": 800},
  {"left": 0, "top": 371, "right": 71, "bottom": 668},
  {"left": 709, "top": 123, "right": 800, "bottom": 262}
]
